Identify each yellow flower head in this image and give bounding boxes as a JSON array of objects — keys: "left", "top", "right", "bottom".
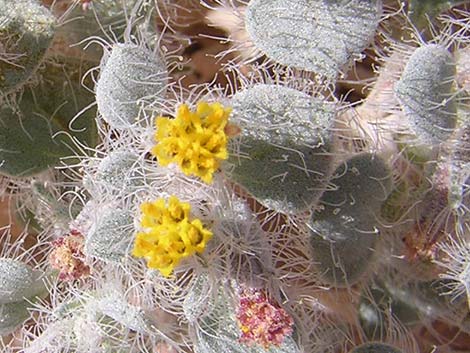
[
  {"left": 132, "top": 196, "right": 213, "bottom": 277},
  {"left": 152, "top": 101, "right": 232, "bottom": 184}
]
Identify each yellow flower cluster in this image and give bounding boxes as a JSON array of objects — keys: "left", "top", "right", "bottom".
[
  {"left": 152, "top": 102, "right": 232, "bottom": 184},
  {"left": 132, "top": 196, "right": 213, "bottom": 277}
]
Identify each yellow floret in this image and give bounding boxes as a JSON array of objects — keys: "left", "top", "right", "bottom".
[
  {"left": 132, "top": 196, "right": 213, "bottom": 277},
  {"left": 152, "top": 101, "right": 232, "bottom": 184}
]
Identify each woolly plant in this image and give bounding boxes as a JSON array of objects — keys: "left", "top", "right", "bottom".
[
  {"left": 0, "top": 258, "right": 47, "bottom": 335},
  {"left": 227, "top": 83, "right": 335, "bottom": 213},
  {"left": 0, "top": 0, "right": 55, "bottom": 95},
  {"left": 95, "top": 42, "right": 168, "bottom": 129},
  {"left": 308, "top": 153, "right": 392, "bottom": 287},
  {"left": 192, "top": 282, "right": 298, "bottom": 353},
  {"left": 2, "top": 1, "right": 470, "bottom": 353},
  {"left": 244, "top": 0, "right": 381, "bottom": 79},
  {"left": 394, "top": 44, "right": 457, "bottom": 144}
]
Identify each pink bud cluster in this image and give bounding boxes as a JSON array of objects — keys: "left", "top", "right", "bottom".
[
  {"left": 49, "top": 230, "right": 90, "bottom": 281},
  {"left": 236, "top": 287, "right": 294, "bottom": 349}
]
